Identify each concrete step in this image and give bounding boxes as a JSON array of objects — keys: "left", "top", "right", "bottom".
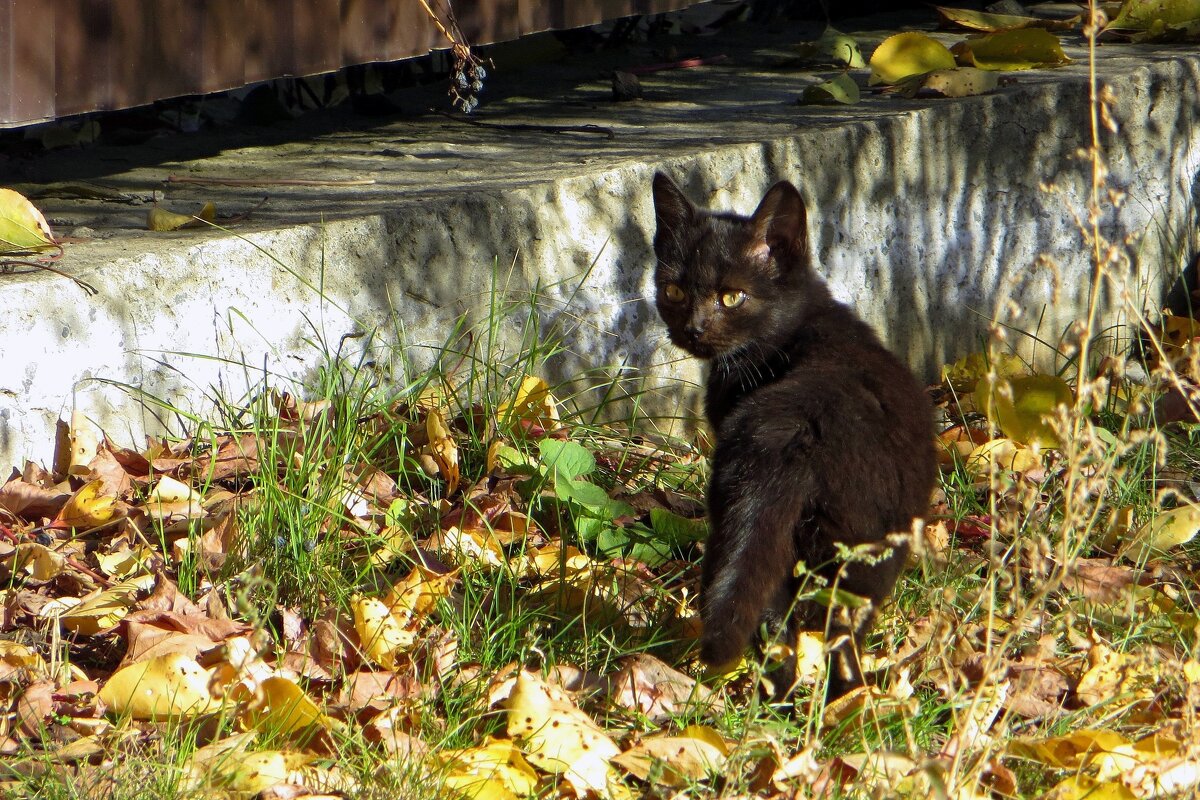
[{"left": 2, "top": 11, "right": 1198, "bottom": 469}]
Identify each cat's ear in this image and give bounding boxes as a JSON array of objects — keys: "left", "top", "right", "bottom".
[
  {"left": 749, "top": 181, "right": 808, "bottom": 263},
  {"left": 652, "top": 173, "right": 695, "bottom": 232}
]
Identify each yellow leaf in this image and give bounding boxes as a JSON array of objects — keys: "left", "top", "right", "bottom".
[
  {"left": 1040, "top": 775, "right": 1136, "bottom": 800},
  {"left": 351, "top": 595, "right": 415, "bottom": 670},
  {"left": 0, "top": 187, "right": 55, "bottom": 253},
  {"left": 58, "top": 589, "right": 135, "bottom": 634},
  {"left": 0, "top": 641, "right": 48, "bottom": 676},
  {"left": 497, "top": 375, "right": 561, "bottom": 435},
  {"left": 1121, "top": 502, "right": 1200, "bottom": 558},
  {"left": 383, "top": 565, "right": 458, "bottom": 624},
  {"left": 868, "top": 32, "right": 956, "bottom": 85},
  {"left": 56, "top": 479, "right": 120, "bottom": 529},
  {"left": 975, "top": 374, "right": 1072, "bottom": 447},
  {"left": 98, "top": 653, "right": 219, "bottom": 719},
  {"left": 440, "top": 736, "right": 539, "bottom": 800},
  {"left": 793, "top": 26, "right": 866, "bottom": 68},
  {"left": 240, "top": 675, "right": 336, "bottom": 737},
  {"left": 799, "top": 73, "right": 860, "bottom": 105},
  {"left": 965, "top": 437, "right": 1041, "bottom": 476},
  {"left": 12, "top": 542, "right": 68, "bottom": 581},
  {"left": 942, "top": 351, "right": 1027, "bottom": 393},
  {"left": 423, "top": 408, "right": 460, "bottom": 495},
  {"left": 147, "top": 202, "right": 216, "bottom": 232},
  {"left": 149, "top": 475, "right": 200, "bottom": 503},
  {"left": 951, "top": 29, "right": 1072, "bottom": 71},
  {"left": 505, "top": 670, "right": 620, "bottom": 795},
  {"left": 612, "top": 727, "right": 729, "bottom": 787}
]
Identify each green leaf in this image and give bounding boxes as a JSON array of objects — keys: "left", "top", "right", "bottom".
[
  {"left": 576, "top": 515, "right": 610, "bottom": 544},
  {"left": 794, "top": 26, "right": 866, "bottom": 68},
  {"left": 1103, "top": 0, "right": 1200, "bottom": 33},
  {"left": 554, "top": 474, "right": 611, "bottom": 509},
  {"left": 806, "top": 587, "right": 873, "bottom": 609},
  {"left": 799, "top": 73, "right": 861, "bottom": 105},
  {"left": 538, "top": 439, "right": 595, "bottom": 481},
  {"left": 951, "top": 29, "right": 1072, "bottom": 71},
  {"left": 650, "top": 508, "right": 709, "bottom": 545},
  {"left": 0, "top": 188, "right": 56, "bottom": 254},
  {"left": 385, "top": 497, "right": 420, "bottom": 529},
  {"left": 598, "top": 524, "right": 675, "bottom": 567}
]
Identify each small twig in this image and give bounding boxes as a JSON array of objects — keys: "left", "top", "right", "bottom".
[
  {"left": 0, "top": 249, "right": 98, "bottom": 296},
  {"left": 627, "top": 55, "right": 729, "bottom": 75},
  {"left": 166, "top": 175, "right": 376, "bottom": 187},
  {"left": 434, "top": 110, "right": 615, "bottom": 139}
]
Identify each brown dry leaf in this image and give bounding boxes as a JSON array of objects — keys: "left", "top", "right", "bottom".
[
  {"left": 933, "top": 4, "right": 1075, "bottom": 31},
  {"left": 82, "top": 447, "right": 134, "bottom": 500},
  {"left": 612, "top": 725, "right": 729, "bottom": 788},
  {"left": 1064, "top": 559, "right": 1142, "bottom": 603},
  {"left": 121, "top": 610, "right": 248, "bottom": 667},
  {"left": 606, "top": 653, "right": 723, "bottom": 722},
  {"left": 504, "top": 669, "right": 622, "bottom": 796},
  {"left": 0, "top": 473, "right": 70, "bottom": 520},
  {"left": 340, "top": 670, "right": 422, "bottom": 711},
  {"left": 364, "top": 707, "right": 428, "bottom": 760},
  {"left": 16, "top": 679, "right": 56, "bottom": 737}
]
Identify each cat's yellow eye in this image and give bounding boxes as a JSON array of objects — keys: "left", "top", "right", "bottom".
[
  {"left": 721, "top": 290, "right": 747, "bottom": 308},
  {"left": 663, "top": 283, "right": 685, "bottom": 302}
]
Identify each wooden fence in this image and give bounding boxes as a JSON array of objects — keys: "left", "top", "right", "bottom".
[{"left": 0, "top": 0, "right": 695, "bottom": 128}]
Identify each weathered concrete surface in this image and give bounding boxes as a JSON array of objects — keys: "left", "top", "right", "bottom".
[{"left": 2, "top": 12, "right": 1199, "bottom": 469}]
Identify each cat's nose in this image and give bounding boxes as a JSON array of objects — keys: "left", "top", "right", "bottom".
[{"left": 684, "top": 323, "right": 704, "bottom": 338}]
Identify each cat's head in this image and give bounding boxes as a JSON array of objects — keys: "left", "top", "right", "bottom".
[{"left": 651, "top": 172, "right": 819, "bottom": 360}]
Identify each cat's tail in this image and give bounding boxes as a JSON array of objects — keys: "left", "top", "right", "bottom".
[{"left": 699, "top": 496, "right": 801, "bottom": 667}]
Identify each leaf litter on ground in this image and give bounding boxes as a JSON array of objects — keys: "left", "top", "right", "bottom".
[{"left": 5, "top": 317, "right": 1200, "bottom": 798}]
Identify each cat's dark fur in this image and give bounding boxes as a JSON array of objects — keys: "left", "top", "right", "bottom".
[{"left": 650, "top": 173, "right": 937, "bottom": 699}]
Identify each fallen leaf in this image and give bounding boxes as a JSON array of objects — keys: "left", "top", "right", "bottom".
[
  {"left": 869, "top": 32, "right": 956, "bottom": 85},
  {"left": 351, "top": 595, "right": 415, "bottom": 670},
  {"left": 612, "top": 726, "right": 729, "bottom": 787},
  {"left": 799, "top": 73, "right": 860, "bottom": 105},
  {"left": 98, "top": 652, "right": 220, "bottom": 720},
  {"left": 975, "top": 374, "right": 1073, "bottom": 447},
  {"left": 505, "top": 670, "right": 621, "bottom": 796},
  {"left": 933, "top": 5, "right": 1074, "bottom": 32},
  {"left": 0, "top": 188, "right": 56, "bottom": 253},
  {"left": 951, "top": 28, "right": 1072, "bottom": 71},
  {"left": 1121, "top": 503, "right": 1200, "bottom": 558},
  {"left": 53, "top": 479, "right": 121, "bottom": 530}
]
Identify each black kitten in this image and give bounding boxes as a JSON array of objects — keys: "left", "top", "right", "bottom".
[{"left": 650, "top": 173, "right": 936, "bottom": 700}]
